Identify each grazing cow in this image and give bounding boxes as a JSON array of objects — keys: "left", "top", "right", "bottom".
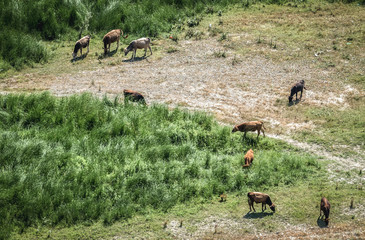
[
  {"left": 123, "top": 89, "right": 146, "bottom": 105},
  {"left": 289, "top": 80, "right": 307, "bottom": 103},
  {"left": 124, "top": 38, "right": 152, "bottom": 60},
  {"left": 243, "top": 149, "right": 254, "bottom": 168},
  {"left": 232, "top": 121, "right": 266, "bottom": 138},
  {"left": 103, "top": 29, "right": 128, "bottom": 55},
  {"left": 72, "top": 35, "right": 90, "bottom": 59},
  {"left": 319, "top": 197, "right": 331, "bottom": 226},
  {"left": 247, "top": 192, "right": 275, "bottom": 212}
]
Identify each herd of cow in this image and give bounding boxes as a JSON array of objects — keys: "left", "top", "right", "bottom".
[
  {"left": 72, "top": 29, "right": 330, "bottom": 226},
  {"left": 72, "top": 29, "right": 152, "bottom": 61}
]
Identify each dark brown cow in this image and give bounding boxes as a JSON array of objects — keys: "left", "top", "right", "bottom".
[
  {"left": 243, "top": 149, "right": 254, "bottom": 168},
  {"left": 232, "top": 121, "right": 266, "bottom": 138},
  {"left": 103, "top": 29, "right": 128, "bottom": 55},
  {"left": 248, "top": 192, "right": 275, "bottom": 212},
  {"left": 319, "top": 197, "right": 331, "bottom": 226},
  {"left": 72, "top": 35, "right": 90, "bottom": 59},
  {"left": 289, "top": 80, "right": 307, "bottom": 103},
  {"left": 123, "top": 89, "right": 146, "bottom": 105}
]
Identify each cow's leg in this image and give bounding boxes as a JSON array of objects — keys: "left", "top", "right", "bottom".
[
  {"left": 117, "top": 39, "right": 119, "bottom": 50},
  {"left": 257, "top": 129, "right": 260, "bottom": 138},
  {"left": 132, "top": 49, "right": 136, "bottom": 60},
  {"left": 149, "top": 46, "right": 152, "bottom": 55},
  {"left": 80, "top": 48, "right": 82, "bottom": 56},
  {"left": 108, "top": 43, "right": 111, "bottom": 53},
  {"left": 87, "top": 44, "right": 89, "bottom": 54},
  {"left": 300, "top": 90, "right": 303, "bottom": 99},
  {"left": 144, "top": 47, "right": 147, "bottom": 57},
  {"left": 295, "top": 92, "right": 298, "bottom": 101},
  {"left": 261, "top": 127, "right": 265, "bottom": 137}
]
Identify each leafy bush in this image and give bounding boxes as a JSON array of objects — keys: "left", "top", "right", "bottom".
[
  {"left": 0, "top": 93, "right": 320, "bottom": 237},
  {"left": 0, "top": 30, "right": 49, "bottom": 70}
]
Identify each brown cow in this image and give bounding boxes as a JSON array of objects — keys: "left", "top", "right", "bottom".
[
  {"left": 243, "top": 149, "right": 254, "bottom": 168},
  {"left": 123, "top": 89, "right": 146, "bottom": 105},
  {"left": 319, "top": 197, "right": 331, "bottom": 226},
  {"left": 72, "top": 35, "right": 90, "bottom": 59},
  {"left": 247, "top": 192, "right": 275, "bottom": 212},
  {"left": 289, "top": 80, "right": 307, "bottom": 103},
  {"left": 232, "top": 121, "right": 266, "bottom": 138},
  {"left": 103, "top": 29, "right": 128, "bottom": 55}
]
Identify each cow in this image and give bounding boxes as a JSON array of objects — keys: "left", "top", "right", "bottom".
[
  {"left": 247, "top": 192, "right": 275, "bottom": 212},
  {"left": 103, "top": 29, "right": 128, "bottom": 55},
  {"left": 124, "top": 38, "right": 152, "bottom": 60},
  {"left": 289, "top": 80, "right": 307, "bottom": 103},
  {"left": 243, "top": 149, "right": 254, "bottom": 168},
  {"left": 319, "top": 197, "right": 331, "bottom": 226},
  {"left": 232, "top": 121, "right": 266, "bottom": 138},
  {"left": 72, "top": 35, "right": 90, "bottom": 60},
  {"left": 123, "top": 89, "right": 146, "bottom": 105}
]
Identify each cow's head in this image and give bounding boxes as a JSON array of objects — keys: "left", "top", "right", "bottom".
[
  {"left": 288, "top": 95, "right": 293, "bottom": 103},
  {"left": 232, "top": 126, "right": 238, "bottom": 133},
  {"left": 300, "top": 80, "right": 305, "bottom": 84},
  {"left": 270, "top": 204, "right": 276, "bottom": 212},
  {"left": 72, "top": 52, "right": 76, "bottom": 59},
  {"left": 124, "top": 48, "right": 129, "bottom": 56}
]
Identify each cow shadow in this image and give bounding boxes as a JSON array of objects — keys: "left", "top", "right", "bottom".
[
  {"left": 317, "top": 217, "right": 328, "bottom": 228},
  {"left": 288, "top": 99, "right": 303, "bottom": 106},
  {"left": 70, "top": 53, "right": 88, "bottom": 62},
  {"left": 122, "top": 55, "right": 150, "bottom": 63},
  {"left": 241, "top": 135, "right": 259, "bottom": 147},
  {"left": 244, "top": 211, "right": 274, "bottom": 219},
  {"left": 103, "top": 49, "right": 118, "bottom": 58}
]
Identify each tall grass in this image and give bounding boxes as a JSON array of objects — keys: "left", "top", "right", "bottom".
[{"left": 0, "top": 93, "right": 320, "bottom": 238}]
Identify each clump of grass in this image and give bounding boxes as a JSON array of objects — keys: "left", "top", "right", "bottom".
[
  {"left": 219, "top": 32, "right": 228, "bottom": 41},
  {"left": 167, "top": 47, "right": 179, "bottom": 53},
  {"left": 213, "top": 50, "right": 227, "bottom": 58}
]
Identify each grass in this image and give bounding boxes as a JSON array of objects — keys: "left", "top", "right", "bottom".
[{"left": 0, "top": 92, "right": 322, "bottom": 239}]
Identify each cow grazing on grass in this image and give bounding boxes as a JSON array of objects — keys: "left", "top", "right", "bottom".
[
  {"left": 103, "top": 29, "right": 128, "bottom": 55},
  {"left": 319, "top": 197, "right": 331, "bottom": 226},
  {"left": 232, "top": 121, "right": 266, "bottom": 138},
  {"left": 289, "top": 80, "right": 307, "bottom": 103},
  {"left": 124, "top": 38, "right": 152, "bottom": 60},
  {"left": 247, "top": 192, "right": 275, "bottom": 212},
  {"left": 72, "top": 35, "right": 90, "bottom": 59},
  {"left": 123, "top": 89, "right": 146, "bottom": 105},
  {"left": 243, "top": 149, "right": 254, "bottom": 168}
]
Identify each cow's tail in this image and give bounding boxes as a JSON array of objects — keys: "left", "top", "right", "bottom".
[{"left": 121, "top": 30, "right": 128, "bottom": 39}]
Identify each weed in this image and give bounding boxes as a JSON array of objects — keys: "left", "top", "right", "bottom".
[
  {"left": 219, "top": 32, "right": 228, "bottom": 41},
  {"left": 167, "top": 47, "right": 179, "bottom": 53},
  {"left": 213, "top": 50, "right": 227, "bottom": 58}
]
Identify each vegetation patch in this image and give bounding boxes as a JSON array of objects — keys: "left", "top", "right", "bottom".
[{"left": 0, "top": 93, "right": 321, "bottom": 239}]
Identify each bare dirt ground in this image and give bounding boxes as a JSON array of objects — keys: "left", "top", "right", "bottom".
[{"left": 2, "top": 38, "right": 365, "bottom": 239}]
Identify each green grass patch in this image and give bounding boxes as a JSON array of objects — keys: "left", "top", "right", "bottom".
[{"left": 0, "top": 93, "right": 321, "bottom": 239}]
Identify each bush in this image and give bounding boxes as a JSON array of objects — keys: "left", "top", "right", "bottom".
[{"left": 0, "top": 30, "right": 49, "bottom": 70}]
